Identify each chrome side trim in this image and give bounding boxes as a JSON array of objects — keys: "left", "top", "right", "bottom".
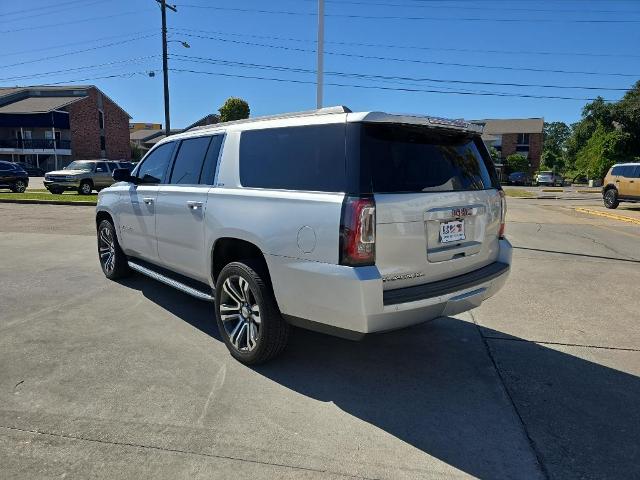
[{"left": 127, "top": 261, "right": 214, "bottom": 302}]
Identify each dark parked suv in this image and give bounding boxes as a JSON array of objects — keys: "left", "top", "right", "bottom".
[{"left": 0, "top": 161, "right": 29, "bottom": 192}]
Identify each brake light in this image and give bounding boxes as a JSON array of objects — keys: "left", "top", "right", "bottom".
[
  {"left": 498, "top": 190, "right": 507, "bottom": 238},
  {"left": 340, "top": 196, "right": 375, "bottom": 266}
]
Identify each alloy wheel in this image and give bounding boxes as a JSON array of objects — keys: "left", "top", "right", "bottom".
[
  {"left": 81, "top": 183, "right": 92, "bottom": 194},
  {"left": 604, "top": 190, "right": 616, "bottom": 208},
  {"left": 98, "top": 226, "right": 116, "bottom": 274},
  {"left": 219, "top": 275, "right": 261, "bottom": 352},
  {"left": 15, "top": 180, "right": 26, "bottom": 193}
]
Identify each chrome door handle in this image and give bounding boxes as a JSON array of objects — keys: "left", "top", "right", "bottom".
[
  {"left": 143, "top": 197, "right": 154, "bottom": 205},
  {"left": 187, "top": 201, "right": 203, "bottom": 210}
]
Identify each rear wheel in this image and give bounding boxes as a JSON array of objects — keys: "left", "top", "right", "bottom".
[
  {"left": 215, "top": 261, "right": 289, "bottom": 365},
  {"left": 79, "top": 180, "right": 93, "bottom": 195},
  {"left": 11, "top": 180, "right": 26, "bottom": 193},
  {"left": 48, "top": 187, "right": 63, "bottom": 194},
  {"left": 604, "top": 189, "right": 619, "bottom": 209},
  {"left": 97, "top": 219, "right": 130, "bottom": 279}
]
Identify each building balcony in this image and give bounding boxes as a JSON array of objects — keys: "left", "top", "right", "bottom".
[{"left": 0, "top": 138, "right": 71, "bottom": 155}]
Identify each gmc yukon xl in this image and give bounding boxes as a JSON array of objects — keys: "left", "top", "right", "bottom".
[{"left": 95, "top": 106, "right": 512, "bottom": 365}]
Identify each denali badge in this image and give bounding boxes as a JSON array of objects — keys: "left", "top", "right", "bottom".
[{"left": 382, "top": 272, "right": 425, "bottom": 283}]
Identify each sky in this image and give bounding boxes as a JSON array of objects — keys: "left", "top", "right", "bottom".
[{"left": 2, "top": 0, "right": 639, "bottom": 128}]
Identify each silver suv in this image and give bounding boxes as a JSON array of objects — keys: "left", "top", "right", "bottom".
[
  {"left": 45, "top": 160, "right": 134, "bottom": 194},
  {"left": 96, "top": 107, "right": 512, "bottom": 364}
]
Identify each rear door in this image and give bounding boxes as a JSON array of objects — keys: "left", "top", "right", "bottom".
[
  {"left": 93, "top": 161, "right": 112, "bottom": 188},
  {"left": 155, "top": 134, "right": 223, "bottom": 282},
  {"left": 618, "top": 165, "right": 635, "bottom": 197},
  {"left": 353, "top": 122, "right": 503, "bottom": 290},
  {"left": 629, "top": 165, "right": 640, "bottom": 198}
]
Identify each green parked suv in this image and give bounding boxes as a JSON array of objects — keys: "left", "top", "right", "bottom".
[{"left": 44, "top": 160, "right": 134, "bottom": 195}]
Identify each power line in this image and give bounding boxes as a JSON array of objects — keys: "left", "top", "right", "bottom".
[
  {"left": 0, "top": 29, "right": 158, "bottom": 58},
  {"left": 0, "top": 34, "right": 158, "bottom": 69},
  {"left": 4, "top": 0, "right": 104, "bottom": 24},
  {"left": 169, "top": 67, "right": 613, "bottom": 101},
  {"left": 298, "top": 0, "right": 640, "bottom": 14},
  {"left": 0, "top": 0, "right": 94, "bottom": 17},
  {"left": 0, "top": 9, "right": 153, "bottom": 34},
  {"left": 172, "top": 26, "right": 640, "bottom": 59},
  {"left": 175, "top": 31, "right": 640, "bottom": 78},
  {"left": 170, "top": 53, "right": 631, "bottom": 92},
  {"left": 0, "top": 56, "right": 160, "bottom": 82},
  {"left": 173, "top": 4, "right": 640, "bottom": 23}
]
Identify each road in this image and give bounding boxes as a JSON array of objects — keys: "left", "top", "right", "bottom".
[{"left": 0, "top": 198, "right": 638, "bottom": 479}]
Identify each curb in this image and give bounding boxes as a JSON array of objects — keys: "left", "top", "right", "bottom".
[
  {"left": 540, "top": 188, "right": 564, "bottom": 192},
  {"left": 574, "top": 207, "right": 640, "bottom": 225},
  {"left": 575, "top": 190, "right": 601, "bottom": 194},
  {"left": 0, "top": 199, "right": 96, "bottom": 207}
]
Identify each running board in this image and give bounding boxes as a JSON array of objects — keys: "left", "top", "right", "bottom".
[{"left": 127, "top": 261, "right": 214, "bottom": 302}]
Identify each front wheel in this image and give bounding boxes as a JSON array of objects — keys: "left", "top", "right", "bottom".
[
  {"left": 215, "top": 261, "right": 290, "bottom": 365},
  {"left": 97, "top": 219, "right": 130, "bottom": 279},
  {"left": 79, "top": 181, "right": 93, "bottom": 195},
  {"left": 603, "top": 189, "right": 619, "bottom": 209},
  {"left": 11, "top": 180, "right": 26, "bottom": 193}
]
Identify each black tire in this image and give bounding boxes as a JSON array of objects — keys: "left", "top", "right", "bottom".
[
  {"left": 79, "top": 180, "right": 93, "bottom": 195},
  {"left": 97, "top": 219, "right": 130, "bottom": 280},
  {"left": 11, "top": 179, "right": 27, "bottom": 193},
  {"left": 603, "top": 188, "right": 619, "bottom": 209},
  {"left": 215, "top": 260, "right": 289, "bottom": 365},
  {"left": 48, "top": 187, "right": 63, "bottom": 194}
]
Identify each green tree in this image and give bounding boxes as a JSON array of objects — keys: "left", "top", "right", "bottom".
[
  {"left": 487, "top": 146, "right": 501, "bottom": 162},
  {"left": 575, "top": 124, "right": 629, "bottom": 179},
  {"left": 505, "top": 153, "right": 529, "bottom": 173},
  {"left": 543, "top": 121, "right": 571, "bottom": 156},
  {"left": 218, "top": 97, "right": 250, "bottom": 122}
]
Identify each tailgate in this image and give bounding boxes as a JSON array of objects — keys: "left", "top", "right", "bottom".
[{"left": 375, "top": 190, "right": 502, "bottom": 290}]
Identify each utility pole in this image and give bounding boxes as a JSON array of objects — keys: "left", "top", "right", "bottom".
[
  {"left": 316, "top": 0, "right": 324, "bottom": 109},
  {"left": 156, "top": 0, "right": 177, "bottom": 137}
]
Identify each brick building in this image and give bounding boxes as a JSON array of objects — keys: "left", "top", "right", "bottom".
[
  {"left": 473, "top": 118, "right": 544, "bottom": 180},
  {"left": 0, "top": 85, "right": 131, "bottom": 172}
]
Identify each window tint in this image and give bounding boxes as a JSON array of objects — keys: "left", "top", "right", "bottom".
[
  {"left": 136, "top": 143, "right": 174, "bottom": 184},
  {"left": 633, "top": 166, "right": 640, "bottom": 178},
  {"left": 240, "top": 124, "right": 346, "bottom": 192},
  {"left": 169, "top": 136, "right": 211, "bottom": 184},
  {"left": 611, "top": 166, "right": 622, "bottom": 176},
  {"left": 0, "top": 162, "right": 11, "bottom": 171},
  {"left": 200, "top": 135, "right": 224, "bottom": 185},
  {"left": 358, "top": 123, "right": 496, "bottom": 193},
  {"left": 95, "top": 162, "right": 108, "bottom": 172}
]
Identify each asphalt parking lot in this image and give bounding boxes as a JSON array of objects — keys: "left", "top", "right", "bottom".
[{"left": 0, "top": 198, "right": 639, "bottom": 479}]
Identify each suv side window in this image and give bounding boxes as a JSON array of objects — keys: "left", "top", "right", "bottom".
[
  {"left": 95, "top": 162, "right": 108, "bottom": 173},
  {"left": 169, "top": 136, "right": 211, "bottom": 184},
  {"left": 239, "top": 124, "right": 346, "bottom": 192},
  {"left": 0, "top": 162, "right": 11, "bottom": 171},
  {"left": 611, "top": 166, "right": 622, "bottom": 176},
  {"left": 135, "top": 143, "right": 175, "bottom": 184},
  {"left": 200, "top": 135, "right": 224, "bottom": 185}
]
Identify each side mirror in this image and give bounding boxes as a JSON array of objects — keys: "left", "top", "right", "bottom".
[{"left": 112, "top": 168, "right": 136, "bottom": 183}]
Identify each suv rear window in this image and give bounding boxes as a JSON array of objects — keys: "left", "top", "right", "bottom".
[
  {"left": 355, "top": 123, "right": 498, "bottom": 193},
  {"left": 240, "top": 124, "right": 346, "bottom": 192}
]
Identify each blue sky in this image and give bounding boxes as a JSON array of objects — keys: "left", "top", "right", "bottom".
[{"left": 2, "top": 0, "right": 639, "bottom": 128}]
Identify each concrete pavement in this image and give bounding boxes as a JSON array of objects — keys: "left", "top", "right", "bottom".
[{"left": 0, "top": 199, "right": 638, "bottom": 479}]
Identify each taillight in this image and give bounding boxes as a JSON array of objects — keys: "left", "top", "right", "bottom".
[
  {"left": 498, "top": 190, "right": 507, "bottom": 238},
  {"left": 340, "top": 196, "right": 375, "bottom": 266}
]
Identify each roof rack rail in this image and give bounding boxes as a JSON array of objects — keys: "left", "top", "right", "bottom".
[{"left": 188, "top": 105, "right": 351, "bottom": 131}]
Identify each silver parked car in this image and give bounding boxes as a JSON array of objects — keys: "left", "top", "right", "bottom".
[
  {"left": 44, "top": 160, "right": 134, "bottom": 194},
  {"left": 95, "top": 107, "right": 512, "bottom": 364},
  {"left": 534, "top": 171, "right": 563, "bottom": 187}
]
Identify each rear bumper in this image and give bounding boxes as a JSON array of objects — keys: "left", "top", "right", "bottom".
[{"left": 267, "top": 238, "right": 513, "bottom": 338}]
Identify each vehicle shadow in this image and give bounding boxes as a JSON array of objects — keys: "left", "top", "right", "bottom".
[{"left": 120, "top": 276, "right": 640, "bottom": 479}]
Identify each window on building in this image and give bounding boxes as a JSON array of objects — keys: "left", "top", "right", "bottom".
[
  {"left": 516, "top": 133, "right": 530, "bottom": 145},
  {"left": 100, "top": 135, "right": 105, "bottom": 151},
  {"left": 169, "top": 136, "right": 212, "bottom": 184},
  {"left": 134, "top": 142, "right": 175, "bottom": 184},
  {"left": 98, "top": 110, "right": 104, "bottom": 130}
]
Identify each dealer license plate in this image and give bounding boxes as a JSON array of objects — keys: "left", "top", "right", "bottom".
[{"left": 440, "top": 220, "right": 465, "bottom": 243}]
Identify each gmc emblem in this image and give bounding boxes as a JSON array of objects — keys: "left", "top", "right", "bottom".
[{"left": 452, "top": 207, "right": 471, "bottom": 218}]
